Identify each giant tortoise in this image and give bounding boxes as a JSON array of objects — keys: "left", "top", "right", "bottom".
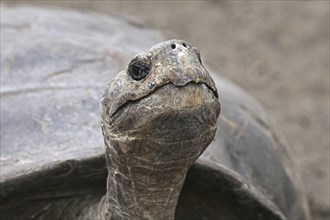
[{"left": 0, "top": 6, "right": 310, "bottom": 220}]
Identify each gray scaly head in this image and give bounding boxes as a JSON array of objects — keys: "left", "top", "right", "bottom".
[{"left": 100, "top": 39, "right": 220, "bottom": 220}]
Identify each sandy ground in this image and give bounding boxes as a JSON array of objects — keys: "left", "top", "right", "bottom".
[{"left": 3, "top": 1, "right": 330, "bottom": 219}]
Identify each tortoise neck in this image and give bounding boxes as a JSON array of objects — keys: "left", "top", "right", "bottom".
[{"left": 103, "top": 136, "right": 190, "bottom": 220}]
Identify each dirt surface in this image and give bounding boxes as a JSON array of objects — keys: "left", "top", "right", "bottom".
[{"left": 3, "top": 1, "right": 330, "bottom": 219}]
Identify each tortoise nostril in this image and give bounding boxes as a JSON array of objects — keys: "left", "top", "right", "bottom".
[
  {"left": 182, "top": 43, "right": 187, "bottom": 47},
  {"left": 171, "top": 44, "right": 176, "bottom": 49}
]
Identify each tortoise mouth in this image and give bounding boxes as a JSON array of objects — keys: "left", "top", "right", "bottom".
[
  {"left": 107, "top": 81, "right": 220, "bottom": 136},
  {"left": 110, "top": 81, "right": 218, "bottom": 118}
]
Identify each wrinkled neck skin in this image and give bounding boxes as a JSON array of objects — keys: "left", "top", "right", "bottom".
[
  {"left": 102, "top": 135, "right": 196, "bottom": 220},
  {"left": 98, "top": 83, "right": 219, "bottom": 220}
]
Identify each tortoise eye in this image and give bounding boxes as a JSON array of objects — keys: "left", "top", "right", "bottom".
[{"left": 128, "top": 56, "right": 151, "bottom": 81}]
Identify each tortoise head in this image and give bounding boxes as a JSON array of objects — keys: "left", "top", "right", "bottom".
[
  {"left": 100, "top": 39, "right": 220, "bottom": 164},
  {"left": 100, "top": 39, "right": 220, "bottom": 219}
]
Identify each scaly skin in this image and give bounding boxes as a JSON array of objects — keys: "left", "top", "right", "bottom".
[{"left": 100, "top": 39, "right": 220, "bottom": 219}]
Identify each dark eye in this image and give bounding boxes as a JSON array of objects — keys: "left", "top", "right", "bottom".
[{"left": 128, "top": 57, "right": 151, "bottom": 80}]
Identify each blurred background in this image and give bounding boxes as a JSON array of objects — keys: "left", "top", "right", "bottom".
[{"left": 2, "top": 1, "right": 329, "bottom": 219}]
